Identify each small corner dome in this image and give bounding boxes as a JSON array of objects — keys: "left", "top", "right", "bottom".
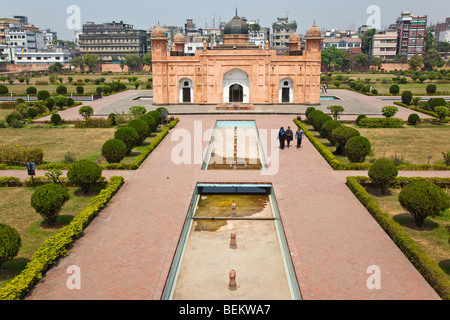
[
  {"left": 152, "top": 25, "right": 167, "bottom": 38},
  {"left": 174, "top": 32, "right": 185, "bottom": 43},
  {"left": 306, "top": 22, "right": 322, "bottom": 38},
  {"left": 289, "top": 32, "right": 301, "bottom": 42}
]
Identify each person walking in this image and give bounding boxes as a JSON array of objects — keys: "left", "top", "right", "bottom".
[
  {"left": 278, "top": 127, "right": 286, "bottom": 150},
  {"left": 285, "top": 126, "right": 293, "bottom": 148},
  {"left": 296, "top": 127, "right": 304, "bottom": 149}
]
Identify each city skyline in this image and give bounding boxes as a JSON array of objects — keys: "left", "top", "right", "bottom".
[{"left": 0, "top": 0, "right": 449, "bottom": 41}]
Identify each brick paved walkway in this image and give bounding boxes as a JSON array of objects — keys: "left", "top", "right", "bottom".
[{"left": 24, "top": 115, "right": 443, "bottom": 300}]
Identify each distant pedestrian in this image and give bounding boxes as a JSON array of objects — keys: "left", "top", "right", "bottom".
[
  {"left": 296, "top": 127, "right": 304, "bottom": 149},
  {"left": 324, "top": 83, "right": 328, "bottom": 93},
  {"left": 285, "top": 126, "right": 293, "bottom": 148},
  {"left": 278, "top": 127, "right": 286, "bottom": 150}
]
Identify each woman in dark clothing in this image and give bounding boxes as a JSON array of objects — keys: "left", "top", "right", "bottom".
[
  {"left": 278, "top": 127, "right": 286, "bottom": 150},
  {"left": 285, "top": 126, "right": 293, "bottom": 148}
]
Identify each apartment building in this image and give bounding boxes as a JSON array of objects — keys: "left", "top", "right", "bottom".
[
  {"left": 396, "top": 11, "right": 427, "bottom": 60},
  {"left": 372, "top": 31, "right": 398, "bottom": 60},
  {"left": 79, "top": 21, "right": 147, "bottom": 62}
]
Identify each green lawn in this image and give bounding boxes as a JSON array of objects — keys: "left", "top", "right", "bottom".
[
  {"left": 0, "top": 126, "right": 116, "bottom": 164},
  {"left": 0, "top": 186, "right": 104, "bottom": 288},
  {"left": 367, "top": 186, "right": 450, "bottom": 279},
  {"left": 305, "top": 123, "right": 450, "bottom": 166}
]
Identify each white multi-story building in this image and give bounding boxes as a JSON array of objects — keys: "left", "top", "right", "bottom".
[
  {"left": 372, "top": 31, "right": 398, "bottom": 60},
  {"left": 12, "top": 49, "right": 71, "bottom": 64},
  {"left": 5, "top": 29, "right": 45, "bottom": 52}
]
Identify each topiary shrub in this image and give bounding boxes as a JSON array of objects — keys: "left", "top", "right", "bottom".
[
  {"left": 45, "top": 97, "right": 55, "bottom": 112},
  {"left": 426, "top": 84, "right": 437, "bottom": 94},
  {"left": 307, "top": 110, "right": 324, "bottom": 125},
  {"left": 102, "top": 139, "right": 127, "bottom": 164},
  {"left": 78, "top": 106, "right": 94, "bottom": 118},
  {"left": 129, "top": 106, "right": 147, "bottom": 118},
  {"left": 356, "top": 114, "right": 367, "bottom": 125},
  {"left": 114, "top": 127, "right": 139, "bottom": 155},
  {"left": 371, "top": 89, "right": 378, "bottom": 95},
  {"left": 368, "top": 159, "right": 398, "bottom": 195},
  {"left": 156, "top": 107, "right": 169, "bottom": 118},
  {"left": 67, "top": 160, "right": 102, "bottom": 195},
  {"left": 382, "top": 106, "right": 399, "bottom": 118},
  {"left": 54, "top": 95, "right": 68, "bottom": 110},
  {"left": 305, "top": 107, "right": 316, "bottom": 118},
  {"left": 30, "top": 184, "right": 69, "bottom": 227},
  {"left": 26, "top": 86, "right": 37, "bottom": 95},
  {"left": 331, "top": 126, "right": 360, "bottom": 155},
  {"left": 108, "top": 113, "right": 117, "bottom": 126},
  {"left": 127, "top": 119, "right": 150, "bottom": 145},
  {"left": 5, "top": 113, "right": 20, "bottom": 125},
  {"left": 76, "top": 86, "right": 84, "bottom": 94},
  {"left": 56, "top": 85, "right": 67, "bottom": 95},
  {"left": 389, "top": 84, "right": 400, "bottom": 95},
  {"left": 407, "top": 113, "right": 421, "bottom": 126},
  {"left": 429, "top": 98, "right": 446, "bottom": 111},
  {"left": 345, "top": 136, "right": 371, "bottom": 163},
  {"left": 0, "top": 84, "right": 8, "bottom": 95},
  {"left": 66, "top": 98, "right": 75, "bottom": 107},
  {"left": 321, "top": 120, "right": 342, "bottom": 146},
  {"left": 37, "top": 90, "right": 50, "bottom": 101},
  {"left": 399, "top": 180, "right": 450, "bottom": 227},
  {"left": 0, "top": 224, "right": 22, "bottom": 266},
  {"left": 312, "top": 113, "right": 332, "bottom": 132},
  {"left": 147, "top": 110, "right": 162, "bottom": 126},
  {"left": 50, "top": 113, "right": 62, "bottom": 125},
  {"left": 401, "top": 91, "right": 413, "bottom": 105},
  {"left": 140, "top": 113, "right": 157, "bottom": 133},
  {"left": 26, "top": 108, "right": 38, "bottom": 119}
]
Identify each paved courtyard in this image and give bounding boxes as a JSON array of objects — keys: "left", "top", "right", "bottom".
[{"left": 23, "top": 114, "right": 442, "bottom": 300}]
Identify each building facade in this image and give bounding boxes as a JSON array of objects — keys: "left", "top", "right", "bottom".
[
  {"left": 372, "top": 31, "right": 398, "bottom": 60},
  {"left": 151, "top": 14, "right": 322, "bottom": 105},
  {"left": 322, "top": 38, "right": 362, "bottom": 54},
  {"left": 396, "top": 12, "right": 427, "bottom": 60},
  {"left": 79, "top": 21, "right": 147, "bottom": 62},
  {"left": 272, "top": 17, "right": 298, "bottom": 51}
]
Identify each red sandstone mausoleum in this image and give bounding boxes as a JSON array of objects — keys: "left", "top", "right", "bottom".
[{"left": 151, "top": 14, "right": 322, "bottom": 106}]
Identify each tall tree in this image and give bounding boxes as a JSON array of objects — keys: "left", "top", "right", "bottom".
[
  {"left": 408, "top": 54, "right": 424, "bottom": 70},
  {"left": 361, "top": 28, "right": 376, "bottom": 55},
  {"left": 321, "top": 46, "right": 344, "bottom": 70},
  {"left": 82, "top": 54, "right": 100, "bottom": 71},
  {"left": 125, "top": 55, "right": 142, "bottom": 70},
  {"left": 423, "top": 49, "right": 445, "bottom": 70},
  {"left": 142, "top": 52, "right": 152, "bottom": 69}
]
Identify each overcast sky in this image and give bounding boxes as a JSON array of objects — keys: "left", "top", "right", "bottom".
[{"left": 1, "top": 0, "right": 449, "bottom": 40}]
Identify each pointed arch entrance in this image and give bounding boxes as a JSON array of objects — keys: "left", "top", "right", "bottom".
[{"left": 223, "top": 69, "right": 250, "bottom": 103}]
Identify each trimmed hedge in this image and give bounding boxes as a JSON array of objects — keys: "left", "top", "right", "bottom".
[
  {"left": 0, "top": 176, "right": 125, "bottom": 300},
  {"left": 346, "top": 177, "right": 450, "bottom": 300},
  {"left": 358, "top": 117, "right": 404, "bottom": 128}
]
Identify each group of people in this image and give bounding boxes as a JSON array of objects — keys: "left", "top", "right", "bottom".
[
  {"left": 321, "top": 83, "right": 328, "bottom": 93},
  {"left": 278, "top": 126, "right": 304, "bottom": 150}
]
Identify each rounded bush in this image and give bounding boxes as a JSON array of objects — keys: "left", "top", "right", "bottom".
[
  {"left": 0, "top": 224, "right": 22, "bottom": 266},
  {"left": 356, "top": 114, "right": 367, "bottom": 125},
  {"left": 26, "top": 108, "right": 38, "bottom": 119},
  {"left": 401, "top": 91, "right": 413, "bottom": 105},
  {"left": 361, "top": 85, "right": 371, "bottom": 93},
  {"left": 26, "top": 86, "right": 37, "bottom": 94},
  {"left": 426, "top": 84, "right": 437, "bottom": 94},
  {"left": 147, "top": 110, "right": 162, "bottom": 125},
  {"left": 407, "top": 113, "right": 421, "bottom": 126},
  {"left": 114, "top": 127, "right": 139, "bottom": 155},
  {"left": 67, "top": 160, "right": 102, "bottom": 195},
  {"left": 56, "top": 85, "right": 67, "bottom": 95},
  {"left": 313, "top": 114, "right": 333, "bottom": 135},
  {"left": 345, "top": 136, "right": 371, "bottom": 163},
  {"left": 389, "top": 84, "right": 400, "bottom": 95},
  {"left": 66, "top": 98, "right": 75, "bottom": 107},
  {"left": 0, "top": 84, "right": 8, "bottom": 95},
  {"left": 102, "top": 139, "right": 127, "bottom": 163},
  {"left": 108, "top": 113, "right": 117, "bottom": 126},
  {"left": 156, "top": 107, "right": 169, "bottom": 118},
  {"left": 45, "top": 97, "right": 55, "bottom": 112},
  {"left": 76, "top": 86, "right": 84, "bottom": 94},
  {"left": 140, "top": 113, "right": 157, "bottom": 132},
  {"left": 371, "top": 89, "right": 378, "bottom": 95},
  {"left": 50, "top": 113, "right": 62, "bottom": 125},
  {"left": 31, "top": 184, "right": 70, "bottom": 226},
  {"left": 79, "top": 106, "right": 94, "bottom": 118},
  {"left": 5, "top": 112, "right": 20, "bottom": 125},
  {"left": 96, "top": 86, "right": 103, "bottom": 95},
  {"left": 305, "top": 107, "right": 316, "bottom": 118},
  {"left": 128, "top": 119, "right": 150, "bottom": 145},
  {"left": 307, "top": 110, "right": 325, "bottom": 125},
  {"left": 37, "top": 90, "right": 50, "bottom": 101},
  {"left": 54, "top": 95, "right": 68, "bottom": 109},
  {"left": 331, "top": 126, "right": 360, "bottom": 154},
  {"left": 399, "top": 180, "right": 450, "bottom": 227},
  {"left": 368, "top": 159, "right": 398, "bottom": 195},
  {"left": 322, "top": 120, "right": 342, "bottom": 145}
]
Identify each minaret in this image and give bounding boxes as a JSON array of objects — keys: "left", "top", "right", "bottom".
[
  {"left": 305, "top": 21, "right": 322, "bottom": 59},
  {"left": 151, "top": 24, "right": 169, "bottom": 104},
  {"left": 151, "top": 24, "right": 168, "bottom": 60}
]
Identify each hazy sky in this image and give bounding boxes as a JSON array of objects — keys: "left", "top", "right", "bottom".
[{"left": 1, "top": 0, "right": 449, "bottom": 40}]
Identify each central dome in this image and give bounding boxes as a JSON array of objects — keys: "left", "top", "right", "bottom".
[{"left": 224, "top": 14, "right": 248, "bottom": 35}]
